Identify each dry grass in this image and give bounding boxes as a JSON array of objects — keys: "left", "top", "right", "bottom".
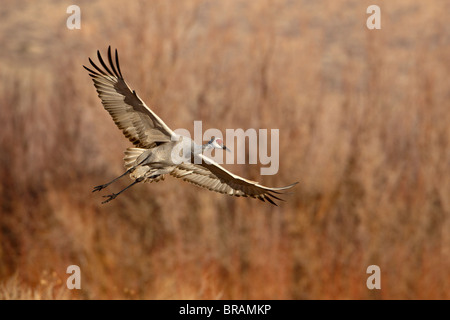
[
  {"left": 0, "top": 272, "right": 72, "bottom": 300},
  {"left": 0, "top": 0, "right": 449, "bottom": 299}
]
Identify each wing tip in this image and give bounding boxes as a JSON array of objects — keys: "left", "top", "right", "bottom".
[{"left": 260, "top": 181, "right": 299, "bottom": 194}]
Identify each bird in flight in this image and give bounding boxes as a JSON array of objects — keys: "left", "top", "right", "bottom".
[{"left": 84, "top": 47, "right": 298, "bottom": 205}]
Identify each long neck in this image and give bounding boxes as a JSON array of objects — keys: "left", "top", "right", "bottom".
[
  {"left": 190, "top": 141, "right": 211, "bottom": 155},
  {"left": 201, "top": 142, "right": 212, "bottom": 151}
]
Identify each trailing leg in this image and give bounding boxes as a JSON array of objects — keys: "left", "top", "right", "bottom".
[
  {"left": 92, "top": 168, "right": 135, "bottom": 193},
  {"left": 101, "top": 177, "right": 144, "bottom": 204}
]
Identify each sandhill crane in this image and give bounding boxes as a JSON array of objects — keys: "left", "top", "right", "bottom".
[{"left": 84, "top": 47, "right": 298, "bottom": 205}]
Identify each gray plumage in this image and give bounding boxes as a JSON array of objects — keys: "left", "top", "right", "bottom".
[{"left": 84, "top": 47, "right": 298, "bottom": 205}]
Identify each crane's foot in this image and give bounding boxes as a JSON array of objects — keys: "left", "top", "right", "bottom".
[
  {"left": 93, "top": 184, "right": 108, "bottom": 193},
  {"left": 102, "top": 193, "right": 117, "bottom": 204}
]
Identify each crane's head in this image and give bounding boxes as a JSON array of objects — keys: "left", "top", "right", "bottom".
[{"left": 208, "top": 136, "right": 231, "bottom": 152}]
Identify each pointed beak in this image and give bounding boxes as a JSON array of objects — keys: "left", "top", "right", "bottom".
[{"left": 223, "top": 146, "right": 231, "bottom": 152}]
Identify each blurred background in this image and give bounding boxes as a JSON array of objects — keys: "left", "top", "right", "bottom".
[{"left": 0, "top": 0, "right": 449, "bottom": 299}]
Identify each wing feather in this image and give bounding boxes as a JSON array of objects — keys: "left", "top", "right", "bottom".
[
  {"left": 84, "top": 46, "right": 177, "bottom": 148},
  {"left": 170, "top": 154, "right": 298, "bottom": 205}
]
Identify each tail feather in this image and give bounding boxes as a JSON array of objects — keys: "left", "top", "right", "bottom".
[
  {"left": 123, "top": 148, "right": 165, "bottom": 183},
  {"left": 123, "top": 147, "right": 147, "bottom": 170}
]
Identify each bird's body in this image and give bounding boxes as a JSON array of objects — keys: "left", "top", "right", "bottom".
[{"left": 84, "top": 47, "right": 298, "bottom": 205}]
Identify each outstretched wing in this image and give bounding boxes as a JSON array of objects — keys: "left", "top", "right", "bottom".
[
  {"left": 170, "top": 154, "right": 298, "bottom": 205},
  {"left": 84, "top": 46, "right": 177, "bottom": 148}
]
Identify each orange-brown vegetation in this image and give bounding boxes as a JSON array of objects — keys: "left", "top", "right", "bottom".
[{"left": 0, "top": 0, "right": 449, "bottom": 299}]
